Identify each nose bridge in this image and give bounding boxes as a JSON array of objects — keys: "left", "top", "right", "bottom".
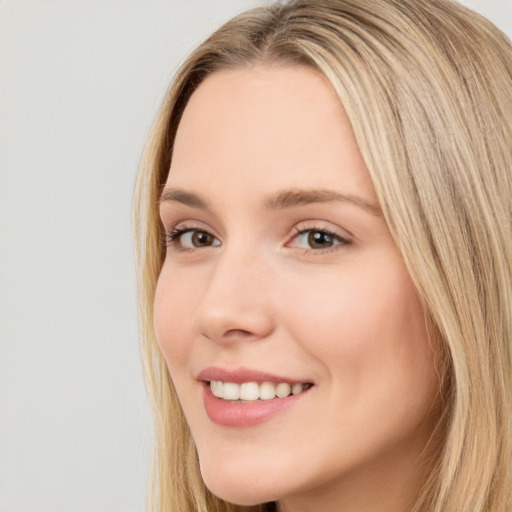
[{"left": 193, "top": 241, "right": 274, "bottom": 343}]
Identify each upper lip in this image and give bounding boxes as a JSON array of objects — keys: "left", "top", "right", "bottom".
[{"left": 197, "top": 366, "right": 312, "bottom": 384}]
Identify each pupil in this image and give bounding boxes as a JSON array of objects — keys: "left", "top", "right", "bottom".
[
  {"left": 308, "top": 231, "right": 332, "bottom": 248},
  {"left": 192, "top": 231, "right": 211, "bottom": 246}
]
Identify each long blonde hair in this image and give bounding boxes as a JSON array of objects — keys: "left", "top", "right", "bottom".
[{"left": 133, "top": 1, "right": 512, "bottom": 510}]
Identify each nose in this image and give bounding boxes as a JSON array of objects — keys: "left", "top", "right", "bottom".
[{"left": 193, "top": 249, "right": 275, "bottom": 344}]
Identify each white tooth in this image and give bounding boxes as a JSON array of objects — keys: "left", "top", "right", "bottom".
[
  {"left": 276, "top": 382, "right": 291, "bottom": 398},
  {"left": 259, "top": 381, "right": 277, "bottom": 400},
  {"left": 211, "top": 380, "right": 223, "bottom": 398},
  {"left": 222, "top": 382, "right": 240, "bottom": 400},
  {"left": 292, "top": 383, "right": 303, "bottom": 395},
  {"left": 240, "top": 382, "right": 260, "bottom": 401}
]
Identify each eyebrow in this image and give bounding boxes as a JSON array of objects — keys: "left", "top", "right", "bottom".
[
  {"left": 159, "top": 187, "right": 382, "bottom": 216},
  {"left": 159, "top": 188, "right": 207, "bottom": 209},
  {"left": 264, "top": 189, "right": 382, "bottom": 215}
]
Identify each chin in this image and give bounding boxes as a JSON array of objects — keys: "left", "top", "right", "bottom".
[
  {"left": 201, "top": 476, "right": 271, "bottom": 506},
  {"left": 199, "top": 457, "right": 281, "bottom": 506}
]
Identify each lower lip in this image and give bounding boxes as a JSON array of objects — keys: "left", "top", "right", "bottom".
[{"left": 202, "top": 382, "right": 309, "bottom": 427}]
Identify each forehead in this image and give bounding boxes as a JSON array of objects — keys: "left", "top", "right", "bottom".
[{"left": 168, "top": 65, "right": 377, "bottom": 204}]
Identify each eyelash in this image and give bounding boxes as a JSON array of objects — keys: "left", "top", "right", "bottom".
[
  {"left": 163, "top": 224, "right": 207, "bottom": 251},
  {"left": 163, "top": 224, "right": 352, "bottom": 254},
  {"left": 290, "top": 226, "right": 352, "bottom": 254}
]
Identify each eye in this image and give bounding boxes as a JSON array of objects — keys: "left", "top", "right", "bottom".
[
  {"left": 290, "top": 228, "right": 350, "bottom": 251},
  {"left": 166, "top": 228, "right": 221, "bottom": 250}
]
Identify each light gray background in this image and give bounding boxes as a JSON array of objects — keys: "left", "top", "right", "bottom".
[{"left": 0, "top": 1, "right": 510, "bottom": 511}]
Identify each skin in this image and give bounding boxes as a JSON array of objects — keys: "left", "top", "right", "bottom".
[{"left": 154, "top": 65, "right": 441, "bottom": 512}]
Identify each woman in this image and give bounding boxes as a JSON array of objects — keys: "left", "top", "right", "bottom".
[{"left": 133, "top": 1, "right": 512, "bottom": 511}]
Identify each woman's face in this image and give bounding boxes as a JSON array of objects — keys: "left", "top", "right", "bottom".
[{"left": 155, "top": 65, "right": 440, "bottom": 511}]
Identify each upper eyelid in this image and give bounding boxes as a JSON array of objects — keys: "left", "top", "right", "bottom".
[
  {"left": 291, "top": 221, "right": 353, "bottom": 240},
  {"left": 163, "top": 226, "right": 221, "bottom": 251},
  {"left": 171, "top": 226, "right": 218, "bottom": 237},
  {"left": 159, "top": 202, "right": 222, "bottom": 231},
  {"left": 288, "top": 227, "right": 351, "bottom": 248},
  {"left": 163, "top": 220, "right": 353, "bottom": 243},
  {"left": 163, "top": 219, "right": 217, "bottom": 235}
]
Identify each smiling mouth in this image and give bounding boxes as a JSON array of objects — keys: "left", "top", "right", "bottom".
[{"left": 206, "top": 380, "right": 314, "bottom": 402}]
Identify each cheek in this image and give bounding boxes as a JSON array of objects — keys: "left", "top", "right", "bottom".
[
  {"left": 279, "top": 258, "right": 437, "bottom": 404},
  {"left": 273, "top": 260, "right": 440, "bottom": 482},
  {"left": 153, "top": 265, "right": 195, "bottom": 371}
]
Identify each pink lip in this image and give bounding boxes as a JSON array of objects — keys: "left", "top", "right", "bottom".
[
  {"left": 198, "top": 367, "right": 313, "bottom": 428},
  {"left": 197, "top": 366, "right": 309, "bottom": 384}
]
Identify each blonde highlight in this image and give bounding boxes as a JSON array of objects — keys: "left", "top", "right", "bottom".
[{"left": 134, "top": 1, "right": 512, "bottom": 510}]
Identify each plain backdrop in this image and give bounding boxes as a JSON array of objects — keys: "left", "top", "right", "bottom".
[{"left": 0, "top": 1, "right": 510, "bottom": 511}]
